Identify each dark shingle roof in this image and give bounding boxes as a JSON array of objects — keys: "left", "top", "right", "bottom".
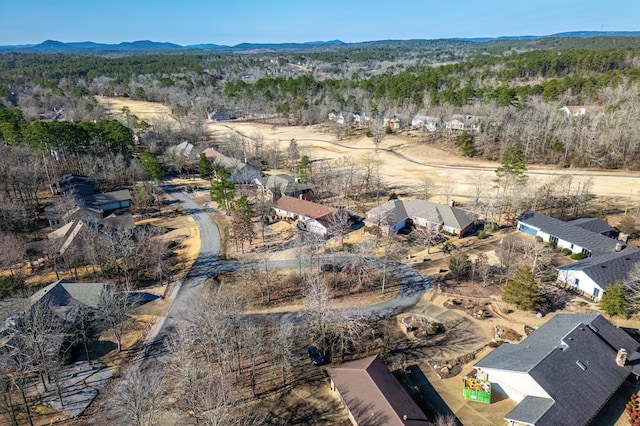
[
  {"left": 475, "top": 313, "right": 599, "bottom": 372},
  {"left": 85, "top": 189, "right": 132, "bottom": 207},
  {"left": 326, "top": 355, "right": 428, "bottom": 426},
  {"left": 476, "top": 314, "right": 640, "bottom": 426},
  {"left": 504, "top": 396, "right": 555, "bottom": 425},
  {"left": 557, "top": 249, "right": 640, "bottom": 290},
  {"left": 531, "top": 325, "right": 630, "bottom": 425},
  {"left": 365, "top": 199, "right": 476, "bottom": 231},
  {"left": 517, "top": 211, "right": 619, "bottom": 255},
  {"left": 568, "top": 217, "right": 616, "bottom": 235}
]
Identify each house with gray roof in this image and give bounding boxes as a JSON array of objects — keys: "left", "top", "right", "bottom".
[
  {"left": 165, "top": 140, "right": 207, "bottom": 161},
  {"left": 365, "top": 199, "right": 477, "bottom": 237},
  {"left": 517, "top": 211, "right": 621, "bottom": 257},
  {"left": 557, "top": 249, "right": 640, "bottom": 299},
  {"left": 256, "top": 173, "right": 314, "bottom": 201},
  {"left": 516, "top": 211, "right": 638, "bottom": 299},
  {"left": 474, "top": 313, "right": 640, "bottom": 426}
]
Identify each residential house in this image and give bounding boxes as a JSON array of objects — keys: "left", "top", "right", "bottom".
[
  {"left": 560, "top": 105, "right": 605, "bottom": 117},
  {"left": 328, "top": 112, "right": 346, "bottom": 125},
  {"left": 256, "top": 174, "right": 314, "bottom": 201},
  {"left": 557, "top": 250, "right": 640, "bottom": 299},
  {"left": 516, "top": 211, "right": 638, "bottom": 299},
  {"left": 445, "top": 114, "right": 486, "bottom": 134},
  {"left": 411, "top": 114, "right": 440, "bottom": 131},
  {"left": 166, "top": 140, "right": 207, "bottom": 161},
  {"left": 207, "top": 109, "right": 237, "bottom": 122},
  {"left": 365, "top": 199, "right": 477, "bottom": 237},
  {"left": 47, "top": 213, "right": 135, "bottom": 256},
  {"left": 57, "top": 174, "right": 95, "bottom": 197},
  {"left": 474, "top": 313, "right": 640, "bottom": 426},
  {"left": 516, "top": 211, "right": 622, "bottom": 258},
  {"left": 272, "top": 195, "right": 340, "bottom": 236},
  {"left": 326, "top": 355, "right": 429, "bottom": 426},
  {"left": 202, "top": 148, "right": 262, "bottom": 184},
  {"left": 45, "top": 176, "right": 132, "bottom": 229}
]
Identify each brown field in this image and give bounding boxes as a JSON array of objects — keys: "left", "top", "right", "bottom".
[{"left": 98, "top": 97, "right": 640, "bottom": 208}]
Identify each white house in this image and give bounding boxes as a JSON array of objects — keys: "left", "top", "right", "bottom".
[
  {"left": 560, "top": 105, "right": 605, "bottom": 117},
  {"left": 556, "top": 250, "right": 640, "bottom": 299},
  {"left": 475, "top": 314, "right": 640, "bottom": 425},
  {"left": 365, "top": 199, "right": 476, "bottom": 237},
  {"left": 516, "top": 211, "right": 638, "bottom": 299},
  {"left": 411, "top": 114, "right": 440, "bottom": 131}
]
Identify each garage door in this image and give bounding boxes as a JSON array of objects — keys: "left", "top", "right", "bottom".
[{"left": 518, "top": 223, "right": 538, "bottom": 236}]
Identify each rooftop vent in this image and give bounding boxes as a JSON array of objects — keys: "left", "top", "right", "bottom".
[{"left": 576, "top": 360, "right": 587, "bottom": 371}]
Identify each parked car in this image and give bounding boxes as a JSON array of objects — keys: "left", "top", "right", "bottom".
[
  {"left": 321, "top": 263, "right": 341, "bottom": 272},
  {"left": 308, "top": 346, "right": 324, "bottom": 366}
]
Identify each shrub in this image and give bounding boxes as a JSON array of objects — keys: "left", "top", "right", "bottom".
[
  {"left": 385, "top": 126, "right": 393, "bottom": 134},
  {"left": 535, "top": 236, "right": 543, "bottom": 242},
  {"left": 570, "top": 252, "right": 587, "bottom": 260},
  {"left": 365, "top": 129, "right": 373, "bottom": 138},
  {"left": 561, "top": 248, "right": 572, "bottom": 255},
  {"left": 0, "top": 274, "right": 25, "bottom": 299},
  {"left": 477, "top": 230, "right": 487, "bottom": 239}
]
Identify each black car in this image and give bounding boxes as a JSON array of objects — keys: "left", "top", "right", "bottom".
[
  {"left": 308, "top": 346, "right": 324, "bottom": 366},
  {"left": 321, "top": 263, "right": 341, "bottom": 272}
]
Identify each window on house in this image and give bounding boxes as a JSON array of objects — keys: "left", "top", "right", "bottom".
[
  {"left": 593, "top": 288, "right": 600, "bottom": 298},
  {"left": 570, "top": 244, "right": 574, "bottom": 250},
  {"left": 574, "top": 278, "right": 580, "bottom": 287}
]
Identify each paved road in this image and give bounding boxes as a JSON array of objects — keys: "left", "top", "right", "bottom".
[
  {"left": 93, "top": 183, "right": 430, "bottom": 421},
  {"left": 140, "top": 184, "right": 235, "bottom": 362},
  {"left": 89, "top": 184, "right": 234, "bottom": 421},
  {"left": 241, "top": 258, "right": 431, "bottom": 325}
]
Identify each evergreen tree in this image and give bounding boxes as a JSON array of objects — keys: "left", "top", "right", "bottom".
[
  {"left": 496, "top": 145, "right": 528, "bottom": 185},
  {"left": 454, "top": 131, "right": 474, "bottom": 157},
  {"left": 230, "top": 195, "right": 255, "bottom": 253},
  {"left": 139, "top": 151, "right": 164, "bottom": 181},
  {"left": 502, "top": 266, "right": 545, "bottom": 311},
  {"left": 599, "top": 281, "right": 628, "bottom": 316},
  {"left": 210, "top": 168, "right": 235, "bottom": 215},
  {"left": 198, "top": 153, "right": 214, "bottom": 177}
]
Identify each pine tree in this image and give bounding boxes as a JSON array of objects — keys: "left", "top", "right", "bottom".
[
  {"left": 230, "top": 195, "right": 255, "bottom": 253},
  {"left": 502, "top": 266, "right": 545, "bottom": 311},
  {"left": 198, "top": 153, "right": 214, "bottom": 177},
  {"left": 210, "top": 169, "right": 235, "bottom": 215},
  {"left": 599, "top": 281, "right": 628, "bottom": 316}
]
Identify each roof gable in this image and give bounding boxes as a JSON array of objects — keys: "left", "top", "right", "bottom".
[
  {"left": 477, "top": 314, "right": 640, "bottom": 425},
  {"left": 274, "top": 195, "right": 337, "bottom": 219},
  {"left": 326, "top": 355, "right": 428, "bottom": 425},
  {"left": 518, "top": 211, "right": 619, "bottom": 255},
  {"left": 366, "top": 199, "right": 477, "bottom": 230},
  {"left": 557, "top": 249, "right": 640, "bottom": 290}
]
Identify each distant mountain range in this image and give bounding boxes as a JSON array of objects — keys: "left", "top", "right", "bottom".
[{"left": 1, "top": 32, "right": 639, "bottom": 54}]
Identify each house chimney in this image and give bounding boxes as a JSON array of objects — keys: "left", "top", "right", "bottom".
[
  {"left": 615, "top": 242, "right": 623, "bottom": 252},
  {"left": 616, "top": 348, "right": 627, "bottom": 367}
]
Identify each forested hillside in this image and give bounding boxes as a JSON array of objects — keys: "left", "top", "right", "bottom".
[{"left": 2, "top": 36, "right": 640, "bottom": 170}]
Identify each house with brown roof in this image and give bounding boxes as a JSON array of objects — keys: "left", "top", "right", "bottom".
[
  {"left": 326, "top": 355, "right": 429, "bottom": 426},
  {"left": 272, "top": 195, "right": 340, "bottom": 236}
]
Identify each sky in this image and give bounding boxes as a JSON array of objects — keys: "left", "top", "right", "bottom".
[{"left": 1, "top": 0, "right": 639, "bottom": 46}]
